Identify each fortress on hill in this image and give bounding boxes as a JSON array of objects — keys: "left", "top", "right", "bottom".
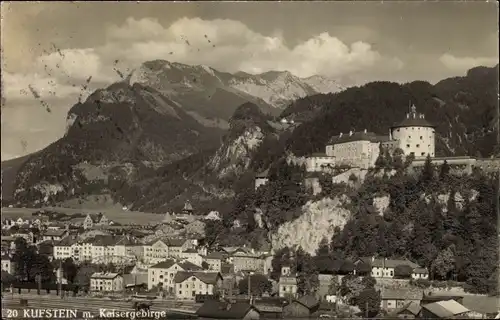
[{"left": 304, "top": 104, "right": 496, "bottom": 173}]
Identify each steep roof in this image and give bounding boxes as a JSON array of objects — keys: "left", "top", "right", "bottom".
[
  {"left": 392, "top": 116, "right": 435, "bottom": 128},
  {"left": 359, "top": 257, "right": 420, "bottom": 269},
  {"left": 43, "top": 229, "right": 67, "bottom": 237},
  {"left": 165, "top": 238, "right": 188, "bottom": 247},
  {"left": 392, "top": 105, "right": 435, "bottom": 128},
  {"left": 178, "top": 260, "right": 203, "bottom": 271},
  {"left": 422, "top": 300, "right": 470, "bottom": 318},
  {"left": 205, "top": 252, "right": 226, "bottom": 260},
  {"left": 295, "top": 295, "right": 320, "bottom": 309},
  {"left": 149, "top": 259, "right": 177, "bottom": 269},
  {"left": 328, "top": 131, "right": 390, "bottom": 145},
  {"left": 174, "top": 271, "right": 221, "bottom": 285},
  {"left": 394, "top": 301, "right": 422, "bottom": 316},
  {"left": 196, "top": 301, "right": 257, "bottom": 319},
  {"left": 91, "top": 272, "right": 120, "bottom": 279}
]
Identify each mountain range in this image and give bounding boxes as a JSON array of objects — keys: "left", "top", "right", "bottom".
[{"left": 1, "top": 62, "right": 498, "bottom": 213}]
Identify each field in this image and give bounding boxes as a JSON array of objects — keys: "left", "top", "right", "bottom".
[{"left": 1, "top": 207, "right": 165, "bottom": 225}]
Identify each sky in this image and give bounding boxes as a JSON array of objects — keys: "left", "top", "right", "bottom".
[{"left": 1, "top": 1, "right": 498, "bottom": 160}]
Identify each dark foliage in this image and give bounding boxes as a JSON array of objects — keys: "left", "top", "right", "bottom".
[{"left": 282, "top": 65, "right": 498, "bottom": 158}]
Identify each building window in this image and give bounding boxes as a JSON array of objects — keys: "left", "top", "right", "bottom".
[
  {"left": 420, "top": 136, "right": 423, "bottom": 139},
  {"left": 421, "top": 152, "right": 425, "bottom": 156},
  {"left": 416, "top": 144, "right": 420, "bottom": 148},
  {"left": 406, "top": 144, "right": 410, "bottom": 148}
]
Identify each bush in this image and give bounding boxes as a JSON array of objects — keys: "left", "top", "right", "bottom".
[{"left": 412, "top": 279, "right": 431, "bottom": 288}]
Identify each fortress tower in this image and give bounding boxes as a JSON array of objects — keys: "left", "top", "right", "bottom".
[{"left": 391, "top": 104, "right": 436, "bottom": 158}]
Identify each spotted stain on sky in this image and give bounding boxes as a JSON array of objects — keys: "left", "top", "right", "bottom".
[{"left": 9, "top": 32, "right": 216, "bottom": 152}]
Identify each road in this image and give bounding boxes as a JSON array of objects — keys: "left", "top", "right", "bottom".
[{"left": 2, "top": 294, "right": 197, "bottom": 316}]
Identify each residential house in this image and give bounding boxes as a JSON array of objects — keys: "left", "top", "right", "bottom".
[
  {"left": 380, "top": 288, "right": 423, "bottom": 311},
  {"left": 355, "top": 257, "right": 424, "bottom": 279},
  {"left": 143, "top": 239, "right": 169, "bottom": 264},
  {"left": 278, "top": 266, "right": 297, "bottom": 298},
  {"left": 254, "top": 304, "right": 283, "bottom": 319},
  {"left": 391, "top": 301, "right": 422, "bottom": 319},
  {"left": 174, "top": 271, "right": 223, "bottom": 300},
  {"left": 91, "top": 235, "right": 120, "bottom": 264},
  {"left": 196, "top": 301, "right": 260, "bottom": 320},
  {"left": 1, "top": 254, "right": 15, "bottom": 274},
  {"left": 182, "top": 201, "right": 194, "bottom": 215},
  {"left": 83, "top": 213, "right": 109, "bottom": 230},
  {"left": 282, "top": 295, "right": 320, "bottom": 318},
  {"left": 411, "top": 267, "right": 429, "bottom": 280},
  {"left": 41, "top": 229, "right": 68, "bottom": 242},
  {"left": 232, "top": 250, "right": 264, "bottom": 273},
  {"left": 203, "top": 252, "right": 225, "bottom": 272},
  {"left": 418, "top": 300, "right": 472, "bottom": 319},
  {"left": 180, "top": 248, "right": 203, "bottom": 266},
  {"left": 90, "top": 272, "right": 123, "bottom": 292},
  {"left": 147, "top": 259, "right": 203, "bottom": 292},
  {"left": 165, "top": 238, "right": 192, "bottom": 258},
  {"left": 317, "top": 274, "right": 336, "bottom": 300}
]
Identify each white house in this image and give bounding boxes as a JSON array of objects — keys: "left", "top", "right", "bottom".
[
  {"left": 147, "top": 259, "right": 203, "bottom": 293},
  {"left": 174, "top": 271, "right": 223, "bottom": 300},
  {"left": 143, "top": 239, "right": 169, "bottom": 264},
  {"left": 90, "top": 272, "right": 123, "bottom": 292}
]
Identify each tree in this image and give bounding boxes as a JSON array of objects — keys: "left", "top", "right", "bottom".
[
  {"left": 421, "top": 154, "right": 434, "bottom": 186},
  {"left": 74, "top": 263, "right": 99, "bottom": 292},
  {"left": 327, "top": 276, "right": 340, "bottom": 295},
  {"left": 439, "top": 160, "right": 450, "bottom": 181},
  {"left": 355, "top": 262, "right": 372, "bottom": 277},
  {"left": 431, "top": 246, "right": 456, "bottom": 280},
  {"left": 394, "top": 265, "right": 414, "bottom": 279},
  {"left": 295, "top": 247, "right": 319, "bottom": 295},
  {"left": 355, "top": 288, "right": 381, "bottom": 318},
  {"left": 62, "top": 258, "right": 78, "bottom": 283},
  {"left": 374, "top": 145, "right": 387, "bottom": 168},
  {"left": 339, "top": 275, "right": 367, "bottom": 304},
  {"left": 392, "top": 148, "right": 405, "bottom": 170},
  {"left": 204, "top": 220, "right": 224, "bottom": 247},
  {"left": 238, "top": 274, "right": 272, "bottom": 296},
  {"left": 270, "top": 247, "right": 293, "bottom": 281},
  {"left": 201, "top": 261, "right": 210, "bottom": 270}
]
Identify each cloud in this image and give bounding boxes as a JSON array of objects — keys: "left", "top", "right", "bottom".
[
  {"left": 439, "top": 53, "right": 499, "bottom": 73},
  {"left": 2, "top": 16, "right": 404, "bottom": 159},
  {"left": 98, "top": 17, "right": 403, "bottom": 78}
]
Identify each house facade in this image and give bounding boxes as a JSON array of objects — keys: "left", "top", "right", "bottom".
[
  {"left": 90, "top": 272, "right": 123, "bottom": 292},
  {"left": 278, "top": 266, "right": 298, "bottom": 298},
  {"left": 174, "top": 271, "right": 223, "bottom": 300},
  {"left": 147, "top": 259, "right": 203, "bottom": 292}
]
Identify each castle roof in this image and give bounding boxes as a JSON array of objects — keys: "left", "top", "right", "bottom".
[
  {"left": 328, "top": 131, "right": 390, "bottom": 145},
  {"left": 392, "top": 104, "right": 436, "bottom": 128}
]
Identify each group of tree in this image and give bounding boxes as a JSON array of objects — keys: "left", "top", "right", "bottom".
[{"left": 320, "top": 158, "right": 499, "bottom": 295}]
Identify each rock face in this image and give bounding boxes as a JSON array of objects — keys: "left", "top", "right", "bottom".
[
  {"left": 271, "top": 196, "right": 352, "bottom": 255},
  {"left": 12, "top": 82, "right": 223, "bottom": 206},
  {"left": 129, "top": 60, "right": 343, "bottom": 121}
]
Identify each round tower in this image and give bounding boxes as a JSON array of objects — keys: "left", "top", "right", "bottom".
[{"left": 391, "top": 104, "right": 436, "bottom": 158}]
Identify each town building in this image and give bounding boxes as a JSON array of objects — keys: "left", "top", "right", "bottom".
[
  {"left": 180, "top": 248, "right": 203, "bottom": 266},
  {"left": 174, "top": 271, "right": 223, "bottom": 300},
  {"left": 232, "top": 251, "right": 265, "bottom": 273},
  {"left": 90, "top": 272, "right": 123, "bottom": 292},
  {"left": 83, "top": 213, "right": 109, "bottom": 230},
  {"left": 380, "top": 288, "right": 423, "bottom": 311},
  {"left": 143, "top": 239, "right": 170, "bottom": 264},
  {"left": 354, "top": 257, "right": 426, "bottom": 279},
  {"left": 282, "top": 295, "right": 320, "bottom": 318},
  {"left": 417, "top": 300, "right": 472, "bottom": 319},
  {"left": 41, "top": 229, "right": 68, "bottom": 242},
  {"left": 203, "top": 252, "right": 225, "bottom": 272},
  {"left": 147, "top": 259, "right": 203, "bottom": 292},
  {"left": 196, "top": 301, "right": 260, "bottom": 320},
  {"left": 278, "top": 266, "right": 297, "bottom": 298}
]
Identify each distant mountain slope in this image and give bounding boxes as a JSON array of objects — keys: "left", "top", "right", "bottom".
[
  {"left": 282, "top": 64, "right": 499, "bottom": 158},
  {"left": 128, "top": 60, "right": 344, "bottom": 122},
  {"left": 10, "top": 82, "right": 223, "bottom": 206},
  {"left": 1, "top": 153, "right": 34, "bottom": 202}
]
